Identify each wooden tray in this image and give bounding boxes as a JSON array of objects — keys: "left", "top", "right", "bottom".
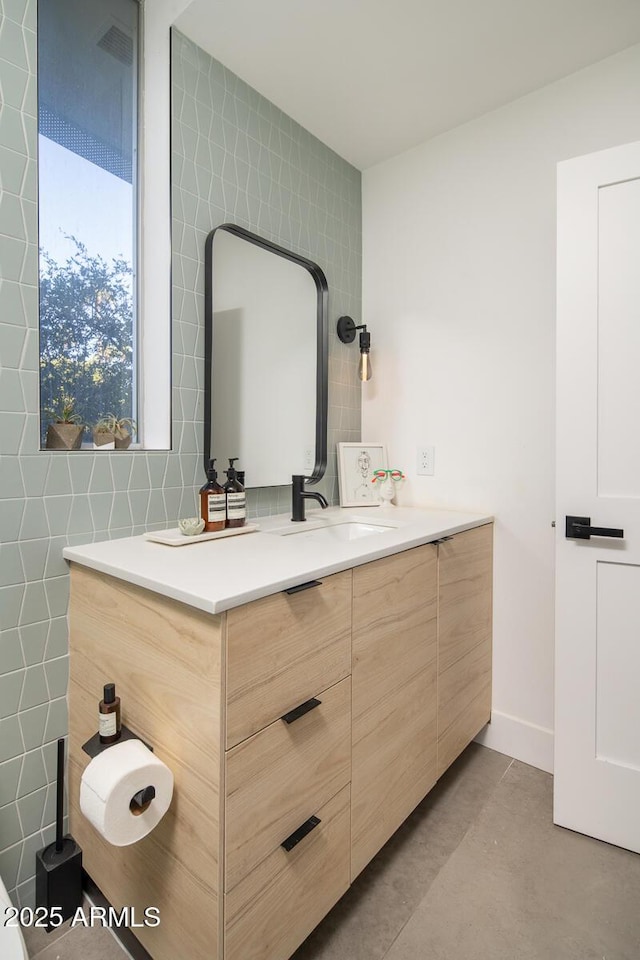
[{"left": 144, "top": 523, "right": 259, "bottom": 546}]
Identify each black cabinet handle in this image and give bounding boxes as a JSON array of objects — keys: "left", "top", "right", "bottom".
[
  {"left": 281, "top": 697, "right": 322, "bottom": 724},
  {"left": 565, "top": 516, "right": 624, "bottom": 540},
  {"left": 281, "top": 815, "right": 321, "bottom": 852},
  {"left": 284, "top": 580, "right": 322, "bottom": 595}
]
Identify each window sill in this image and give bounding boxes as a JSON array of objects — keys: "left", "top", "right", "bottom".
[{"left": 40, "top": 443, "right": 170, "bottom": 453}]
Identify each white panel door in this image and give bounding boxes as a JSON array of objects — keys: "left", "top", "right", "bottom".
[{"left": 555, "top": 140, "right": 640, "bottom": 852}]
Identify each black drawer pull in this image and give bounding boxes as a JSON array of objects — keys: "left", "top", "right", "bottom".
[
  {"left": 284, "top": 580, "right": 322, "bottom": 595},
  {"left": 281, "top": 815, "right": 321, "bottom": 852},
  {"left": 281, "top": 697, "right": 322, "bottom": 724}
]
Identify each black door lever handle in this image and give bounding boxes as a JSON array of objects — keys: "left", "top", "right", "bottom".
[{"left": 565, "top": 516, "right": 624, "bottom": 540}]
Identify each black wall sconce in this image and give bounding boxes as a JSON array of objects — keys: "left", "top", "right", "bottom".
[{"left": 337, "top": 316, "right": 372, "bottom": 381}]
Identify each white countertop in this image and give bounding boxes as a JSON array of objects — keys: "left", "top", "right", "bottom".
[{"left": 63, "top": 506, "right": 493, "bottom": 615}]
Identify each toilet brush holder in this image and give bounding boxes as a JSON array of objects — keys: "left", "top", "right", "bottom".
[{"left": 35, "top": 738, "right": 83, "bottom": 930}]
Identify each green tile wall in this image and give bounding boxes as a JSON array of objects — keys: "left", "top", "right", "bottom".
[
  {"left": 171, "top": 29, "right": 362, "bottom": 513},
  {"left": 0, "top": 8, "right": 361, "bottom": 905}
]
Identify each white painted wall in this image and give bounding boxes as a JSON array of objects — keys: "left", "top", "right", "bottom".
[{"left": 362, "top": 44, "right": 640, "bottom": 773}]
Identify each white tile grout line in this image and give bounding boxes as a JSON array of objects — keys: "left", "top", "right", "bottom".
[{"left": 498, "top": 757, "right": 516, "bottom": 783}]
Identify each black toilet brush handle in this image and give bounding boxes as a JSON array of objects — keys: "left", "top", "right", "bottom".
[{"left": 55, "top": 738, "right": 64, "bottom": 853}]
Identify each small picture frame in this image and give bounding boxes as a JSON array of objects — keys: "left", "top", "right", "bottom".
[{"left": 337, "top": 442, "right": 387, "bottom": 507}]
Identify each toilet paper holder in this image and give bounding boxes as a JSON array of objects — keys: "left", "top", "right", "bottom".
[
  {"left": 79, "top": 735, "right": 173, "bottom": 845},
  {"left": 130, "top": 785, "right": 155, "bottom": 814},
  {"left": 82, "top": 723, "right": 153, "bottom": 760}
]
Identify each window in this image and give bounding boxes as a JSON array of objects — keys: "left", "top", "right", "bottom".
[{"left": 38, "top": 0, "right": 139, "bottom": 446}]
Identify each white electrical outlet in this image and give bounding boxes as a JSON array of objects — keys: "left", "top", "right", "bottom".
[
  {"left": 416, "top": 446, "right": 435, "bottom": 476},
  {"left": 303, "top": 446, "right": 315, "bottom": 472}
]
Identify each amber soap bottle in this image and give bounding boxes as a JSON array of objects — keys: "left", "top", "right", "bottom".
[
  {"left": 99, "top": 683, "right": 121, "bottom": 744},
  {"left": 200, "top": 458, "right": 226, "bottom": 532},
  {"left": 224, "top": 458, "right": 246, "bottom": 528}
]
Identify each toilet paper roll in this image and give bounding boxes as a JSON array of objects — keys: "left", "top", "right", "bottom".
[{"left": 80, "top": 739, "right": 174, "bottom": 846}]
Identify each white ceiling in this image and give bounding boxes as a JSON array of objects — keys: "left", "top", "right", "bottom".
[{"left": 174, "top": 0, "right": 640, "bottom": 170}]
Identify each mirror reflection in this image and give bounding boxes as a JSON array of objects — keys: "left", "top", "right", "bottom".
[{"left": 204, "top": 225, "right": 328, "bottom": 488}]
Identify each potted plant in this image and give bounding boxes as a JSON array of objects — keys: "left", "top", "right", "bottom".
[
  {"left": 93, "top": 414, "right": 137, "bottom": 450},
  {"left": 44, "top": 399, "right": 85, "bottom": 450},
  {"left": 92, "top": 416, "right": 116, "bottom": 449},
  {"left": 113, "top": 416, "right": 136, "bottom": 449}
]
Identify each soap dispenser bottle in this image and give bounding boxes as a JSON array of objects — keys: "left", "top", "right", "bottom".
[
  {"left": 99, "top": 683, "right": 121, "bottom": 744},
  {"left": 200, "top": 459, "right": 226, "bottom": 532},
  {"left": 224, "top": 458, "right": 246, "bottom": 528}
]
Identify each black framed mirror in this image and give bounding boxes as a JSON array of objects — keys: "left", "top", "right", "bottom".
[{"left": 204, "top": 224, "right": 328, "bottom": 487}]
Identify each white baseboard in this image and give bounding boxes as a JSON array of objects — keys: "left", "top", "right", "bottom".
[{"left": 474, "top": 710, "right": 554, "bottom": 774}]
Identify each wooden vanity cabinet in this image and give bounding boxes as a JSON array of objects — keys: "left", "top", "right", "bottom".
[
  {"left": 68, "top": 568, "right": 352, "bottom": 960},
  {"left": 224, "top": 571, "right": 352, "bottom": 748},
  {"left": 224, "top": 785, "right": 351, "bottom": 960},
  {"left": 350, "top": 523, "right": 493, "bottom": 879},
  {"left": 224, "top": 675, "right": 351, "bottom": 892},
  {"left": 67, "top": 522, "right": 492, "bottom": 960},
  {"left": 351, "top": 543, "right": 438, "bottom": 879},
  {"left": 437, "top": 524, "right": 493, "bottom": 777},
  {"left": 68, "top": 568, "right": 225, "bottom": 960},
  {"left": 223, "top": 574, "right": 353, "bottom": 960}
]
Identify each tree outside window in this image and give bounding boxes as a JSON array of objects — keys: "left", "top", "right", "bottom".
[
  {"left": 39, "top": 239, "right": 134, "bottom": 444},
  {"left": 38, "top": 0, "right": 139, "bottom": 446}
]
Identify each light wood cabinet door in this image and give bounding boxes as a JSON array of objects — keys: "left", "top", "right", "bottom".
[
  {"left": 351, "top": 544, "right": 438, "bottom": 880},
  {"left": 224, "top": 786, "right": 350, "bottom": 960},
  {"left": 225, "top": 677, "right": 351, "bottom": 891},
  {"left": 225, "top": 571, "right": 352, "bottom": 748},
  {"left": 437, "top": 523, "right": 493, "bottom": 777},
  {"left": 68, "top": 567, "right": 223, "bottom": 960}
]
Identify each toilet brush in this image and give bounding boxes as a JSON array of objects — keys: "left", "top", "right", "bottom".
[{"left": 35, "top": 738, "right": 83, "bottom": 930}]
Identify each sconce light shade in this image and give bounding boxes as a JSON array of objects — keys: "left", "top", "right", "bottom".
[
  {"left": 337, "top": 316, "right": 372, "bottom": 382},
  {"left": 358, "top": 328, "right": 371, "bottom": 381}
]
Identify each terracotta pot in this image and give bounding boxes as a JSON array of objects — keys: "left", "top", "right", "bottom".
[
  {"left": 93, "top": 429, "right": 115, "bottom": 448},
  {"left": 45, "top": 423, "right": 84, "bottom": 450},
  {"left": 114, "top": 434, "right": 132, "bottom": 449}
]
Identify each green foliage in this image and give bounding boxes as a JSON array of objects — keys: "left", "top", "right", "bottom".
[
  {"left": 43, "top": 396, "right": 83, "bottom": 424},
  {"left": 94, "top": 414, "right": 137, "bottom": 439},
  {"left": 39, "top": 238, "right": 134, "bottom": 444}
]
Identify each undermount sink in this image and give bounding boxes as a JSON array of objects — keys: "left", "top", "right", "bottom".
[{"left": 279, "top": 520, "right": 396, "bottom": 542}]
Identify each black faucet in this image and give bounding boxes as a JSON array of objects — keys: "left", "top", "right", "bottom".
[{"left": 291, "top": 475, "right": 329, "bottom": 522}]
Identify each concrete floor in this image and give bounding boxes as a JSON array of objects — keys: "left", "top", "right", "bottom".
[{"left": 22, "top": 744, "right": 640, "bottom": 960}]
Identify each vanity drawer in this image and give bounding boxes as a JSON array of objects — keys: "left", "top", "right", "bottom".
[
  {"left": 225, "top": 677, "right": 351, "bottom": 891},
  {"left": 224, "top": 785, "right": 350, "bottom": 960},
  {"left": 225, "top": 569, "right": 352, "bottom": 748}
]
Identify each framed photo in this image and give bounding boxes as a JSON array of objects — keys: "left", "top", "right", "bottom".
[{"left": 337, "top": 442, "right": 387, "bottom": 507}]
